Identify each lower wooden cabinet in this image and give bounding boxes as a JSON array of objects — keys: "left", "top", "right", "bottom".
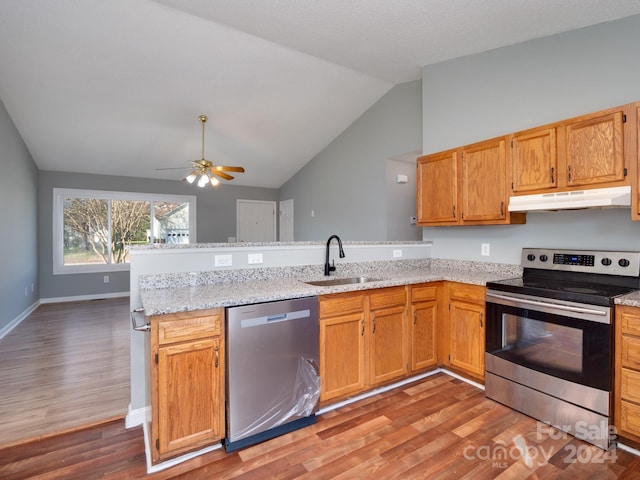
[
  {"left": 445, "top": 282, "right": 486, "bottom": 382},
  {"left": 319, "top": 286, "right": 408, "bottom": 403},
  {"left": 615, "top": 305, "right": 640, "bottom": 445},
  {"left": 150, "top": 308, "right": 225, "bottom": 463},
  {"left": 409, "top": 283, "right": 440, "bottom": 372}
]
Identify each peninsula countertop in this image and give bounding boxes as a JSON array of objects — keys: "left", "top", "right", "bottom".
[{"left": 139, "top": 259, "right": 523, "bottom": 316}]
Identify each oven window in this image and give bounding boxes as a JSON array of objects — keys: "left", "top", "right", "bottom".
[{"left": 503, "top": 314, "right": 582, "bottom": 374}]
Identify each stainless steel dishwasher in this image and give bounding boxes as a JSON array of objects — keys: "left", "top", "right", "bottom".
[{"left": 225, "top": 296, "right": 320, "bottom": 452}]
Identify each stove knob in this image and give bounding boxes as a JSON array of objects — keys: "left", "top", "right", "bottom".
[
  {"left": 601, "top": 258, "right": 612, "bottom": 266},
  {"left": 619, "top": 258, "right": 631, "bottom": 268},
  {"left": 540, "top": 255, "right": 548, "bottom": 262},
  {"left": 527, "top": 254, "right": 536, "bottom": 262}
]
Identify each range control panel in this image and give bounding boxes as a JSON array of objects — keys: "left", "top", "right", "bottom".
[{"left": 522, "top": 248, "right": 640, "bottom": 276}]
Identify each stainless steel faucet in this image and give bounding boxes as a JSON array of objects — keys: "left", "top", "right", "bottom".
[{"left": 324, "top": 235, "right": 345, "bottom": 276}]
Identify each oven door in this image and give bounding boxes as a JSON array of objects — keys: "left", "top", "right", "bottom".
[{"left": 485, "top": 290, "right": 611, "bottom": 392}]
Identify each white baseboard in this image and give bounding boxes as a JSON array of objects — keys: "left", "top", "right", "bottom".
[
  {"left": 40, "top": 291, "right": 129, "bottom": 304},
  {"left": 125, "top": 405, "right": 150, "bottom": 429},
  {"left": 0, "top": 300, "right": 40, "bottom": 340}
]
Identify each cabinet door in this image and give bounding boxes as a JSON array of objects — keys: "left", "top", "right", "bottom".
[
  {"left": 369, "top": 305, "right": 408, "bottom": 386},
  {"left": 563, "top": 110, "right": 625, "bottom": 187},
  {"left": 416, "top": 149, "right": 459, "bottom": 225},
  {"left": 154, "top": 337, "right": 223, "bottom": 462},
  {"left": 319, "top": 312, "right": 366, "bottom": 402},
  {"left": 460, "top": 138, "right": 507, "bottom": 222},
  {"left": 411, "top": 300, "right": 437, "bottom": 371},
  {"left": 449, "top": 301, "right": 485, "bottom": 380},
  {"left": 511, "top": 127, "right": 557, "bottom": 193}
]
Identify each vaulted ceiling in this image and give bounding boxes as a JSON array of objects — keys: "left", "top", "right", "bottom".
[{"left": 1, "top": 1, "right": 639, "bottom": 187}]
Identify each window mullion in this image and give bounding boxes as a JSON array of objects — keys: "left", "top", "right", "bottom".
[{"left": 107, "top": 199, "right": 113, "bottom": 265}]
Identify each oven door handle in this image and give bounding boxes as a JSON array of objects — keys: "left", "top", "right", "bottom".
[{"left": 486, "top": 292, "right": 608, "bottom": 317}]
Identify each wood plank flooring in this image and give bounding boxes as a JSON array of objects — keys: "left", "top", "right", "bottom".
[
  {"left": 2, "top": 372, "right": 640, "bottom": 479},
  {"left": 0, "top": 297, "right": 130, "bottom": 447}
]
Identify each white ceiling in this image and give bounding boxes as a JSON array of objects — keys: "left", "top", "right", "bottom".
[{"left": 1, "top": 1, "right": 640, "bottom": 188}]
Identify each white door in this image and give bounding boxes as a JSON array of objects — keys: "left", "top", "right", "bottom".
[
  {"left": 279, "top": 199, "right": 294, "bottom": 241},
  {"left": 237, "top": 200, "right": 276, "bottom": 242}
]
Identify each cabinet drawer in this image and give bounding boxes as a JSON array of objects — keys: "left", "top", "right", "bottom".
[
  {"left": 319, "top": 292, "right": 365, "bottom": 318},
  {"left": 156, "top": 309, "right": 222, "bottom": 345},
  {"left": 369, "top": 286, "right": 407, "bottom": 310},
  {"left": 621, "top": 335, "right": 640, "bottom": 370},
  {"left": 448, "top": 282, "right": 485, "bottom": 305},
  {"left": 619, "top": 306, "right": 640, "bottom": 336},
  {"left": 411, "top": 284, "right": 439, "bottom": 303},
  {"left": 622, "top": 368, "right": 640, "bottom": 403},
  {"left": 620, "top": 400, "right": 640, "bottom": 438}
]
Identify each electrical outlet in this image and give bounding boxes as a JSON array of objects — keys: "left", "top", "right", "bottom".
[
  {"left": 215, "top": 254, "right": 233, "bottom": 267},
  {"left": 103, "top": 275, "right": 110, "bottom": 283},
  {"left": 248, "top": 253, "right": 263, "bottom": 264},
  {"left": 481, "top": 243, "right": 490, "bottom": 256},
  {"left": 393, "top": 249, "right": 403, "bottom": 258}
]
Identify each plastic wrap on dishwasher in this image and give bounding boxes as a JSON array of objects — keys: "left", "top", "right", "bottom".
[{"left": 233, "top": 356, "right": 321, "bottom": 441}]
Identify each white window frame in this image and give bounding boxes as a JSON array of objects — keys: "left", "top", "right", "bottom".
[{"left": 53, "top": 188, "right": 197, "bottom": 275}]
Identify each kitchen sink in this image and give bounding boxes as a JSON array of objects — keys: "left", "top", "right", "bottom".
[{"left": 304, "top": 276, "right": 383, "bottom": 287}]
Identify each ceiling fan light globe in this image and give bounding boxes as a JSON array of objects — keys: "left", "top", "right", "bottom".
[
  {"left": 197, "top": 174, "right": 209, "bottom": 187},
  {"left": 210, "top": 177, "right": 220, "bottom": 186},
  {"left": 185, "top": 173, "right": 197, "bottom": 184}
]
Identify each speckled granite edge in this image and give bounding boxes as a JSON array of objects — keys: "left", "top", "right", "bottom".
[
  {"left": 139, "top": 258, "right": 523, "bottom": 291},
  {"left": 616, "top": 291, "right": 640, "bottom": 307},
  {"left": 139, "top": 259, "right": 433, "bottom": 290},
  {"left": 430, "top": 258, "right": 522, "bottom": 278}
]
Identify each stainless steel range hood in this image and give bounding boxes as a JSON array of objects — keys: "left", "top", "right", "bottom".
[{"left": 508, "top": 186, "right": 631, "bottom": 212}]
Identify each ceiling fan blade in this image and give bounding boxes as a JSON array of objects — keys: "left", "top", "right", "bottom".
[
  {"left": 210, "top": 170, "right": 234, "bottom": 180},
  {"left": 213, "top": 165, "right": 245, "bottom": 173}
]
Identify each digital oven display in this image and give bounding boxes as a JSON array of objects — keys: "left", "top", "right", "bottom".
[{"left": 553, "top": 253, "right": 595, "bottom": 266}]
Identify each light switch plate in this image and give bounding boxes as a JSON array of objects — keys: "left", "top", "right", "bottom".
[{"left": 481, "top": 243, "right": 490, "bottom": 256}]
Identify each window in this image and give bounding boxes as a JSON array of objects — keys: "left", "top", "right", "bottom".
[{"left": 53, "top": 189, "right": 196, "bottom": 274}]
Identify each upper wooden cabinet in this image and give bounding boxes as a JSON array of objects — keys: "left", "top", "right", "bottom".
[
  {"left": 419, "top": 101, "right": 640, "bottom": 225},
  {"left": 460, "top": 137, "right": 509, "bottom": 223},
  {"left": 562, "top": 110, "right": 625, "bottom": 188},
  {"left": 511, "top": 126, "right": 557, "bottom": 193},
  {"left": 416, "top": 149, "right": 459, "bottom": 225},
  {"left": 511, "top": 104, "right": 634, "bottom": 196},
  {"left": 417, "top": 137, "right": 525, "bottom": 226}
]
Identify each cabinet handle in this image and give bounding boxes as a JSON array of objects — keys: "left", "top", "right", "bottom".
[
  {"left": 567, "top": 165, "right": 572, "bottom": 182},
  {"left": 452, "top": 205, "right": 456, "bottom": 218},
  {"left": 372, "top": 317, "right": 376, "bottom": 334},
  {"left": 550, "top": 167, "right": 555, "bottom": 183},
  {"left": 413, "top": 310, "right": 417, "bottom": 325},
  {"left": 214, "top": 345, "right": 219, "bottom": 368},
  {"left": 480, "top": 313, "right": 484, "bottom": 328},
  {"left": 500, "top": 201, "right": 504, "bottom": 217},
  {"left": 361, "top": 318, "right": 365, "bottom": 336}
]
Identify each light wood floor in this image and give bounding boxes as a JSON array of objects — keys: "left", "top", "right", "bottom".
[
  {"left": 0, "top": 297, "right": 130, "bottom": 447},
  {"left": 2, "top": 373, "right": 640, "bottom": 479}
]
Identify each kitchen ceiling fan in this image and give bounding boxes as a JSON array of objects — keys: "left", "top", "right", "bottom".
[{"left": 157, "top": 115, "right": 245, "bottom": 187}]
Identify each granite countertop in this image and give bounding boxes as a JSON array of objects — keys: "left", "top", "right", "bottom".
[
  {"left": 139, "top": 259, "right": 522, "bottom": 316},
  {"left": 616, "top": 291, "right": 640, "bottom": 307}
]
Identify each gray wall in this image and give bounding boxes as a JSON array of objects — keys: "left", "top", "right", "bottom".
[
  {"left": 39, "top": 171, "right": 278, "bottom": 299},
  {"left": 280, "top": 80, "right": 422, "bottom": 241},
  {"left": 386, "top": 157, "right": 422, "bottom": 241},
  {"left": 421, "top": 14, "right": 640, "bottom": 264},
  {"left": 0, "top": 100, "right": 39, "bottom": 331}
]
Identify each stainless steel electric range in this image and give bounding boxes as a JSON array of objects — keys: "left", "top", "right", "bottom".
[{"left": 485, "top": 248, "right": 640, "bottom": 449}]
